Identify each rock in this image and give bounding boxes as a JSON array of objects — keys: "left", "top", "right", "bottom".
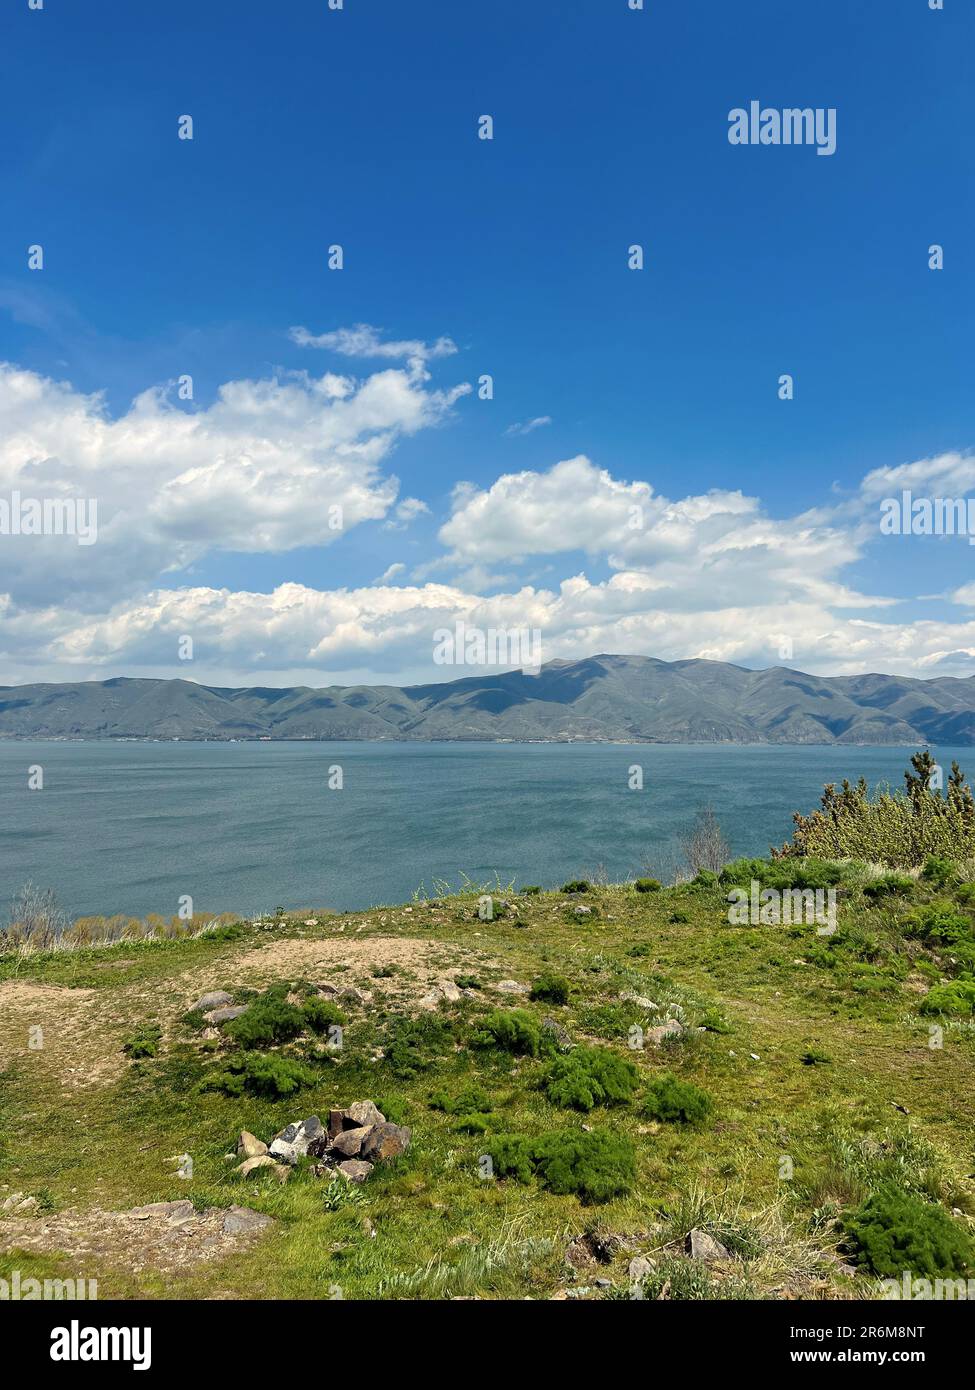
[
  {"left": 330, "top": 1126, "right": 374, "bottom": 1158},
  {"left": 344, "top": 1100, "right": 386, "bottom": 1130},
  {"left": 191, "top": 990, "right": 233, "bottom": 1012},
  {"left": 236, "top": 1155, "right": 277, "bottom": 1177},
  {"left": 237, "top": 1131, "right": 267, "bottom": 1160},
  {"left": 1, "top": 1192, "right": 24, "bottom": 1212},
  {"left": 495, "top": 979, "right": 530, "bottom": 995},
  {"left": 360, "top": 1122, "right": 411, "bottom": 1164},
  {"left": 620, "top": 991, "right": 658, "bottom": 1011},
  {"left": 573, "top": 905, "right": 593, "bottom": 917},
  {"left": 419, "top": 979, "right": 462, "bottom": 1009},
  {"left": 686, "top": 1228, "right": 731, "bottom": 1262},
  {"left": 128, "top": 1200, "right": 196, "bottom": 1224},
  {"left": 269, "top": 1116, "right": 324, "bottom": 1164},
  {"left": 337, "top": 1160, "right": 373, "bottom": 1184},
  {"left": 204, "top": 1005, "right": 248, "bottom": 1025},
  {"left": 222, "top": 1205, "right": 274, "bottom": 1235},
  {"left": 628, "top": 1254, "right": 654, "bottom": 1282},
  {"left": 646, "top": 1019, "right": 684, "bottom": 1046}
]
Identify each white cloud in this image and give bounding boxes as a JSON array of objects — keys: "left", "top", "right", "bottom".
[
  {"left": 0, "top": 349, "right": 468, "bottom": 607},
  {"left": 504, "top": 415, "right": 552, "bottom": 437},
  {"left": 289, "top": 323, "right": 458, "bottom": 369}
]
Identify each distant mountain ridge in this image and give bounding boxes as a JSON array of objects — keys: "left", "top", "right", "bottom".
[{"left": 2, "top": 655, "right": 975, "bottom": 744}]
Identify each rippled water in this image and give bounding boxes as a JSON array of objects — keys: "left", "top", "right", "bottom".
[{"left": 0, "top": 740, "right": 964, "bottom": 918}]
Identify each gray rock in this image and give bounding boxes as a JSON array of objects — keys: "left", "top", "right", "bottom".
[
  {"left": 360, "top": 1122, "right": 412, "bottom": 1164},
  {"left": 330, "top": 1125, "right": 374, "bottom": 1158},
  {"left": 686, "top": 1228, "right": 731, "bottom": 1262},
  {"left": 222, "top": 1205, "right": 274, "bottom": 1235},
  {"left": 628, "top": 1254, "right": 654, "bottom": 1282},
  {"left": 204, "top": 1005, "right": 248, "bottom": 1025},
  {"left": 128, "top": 1200, "right": 196, "bottom": 1224},
  {"left": 1, "top": 1192, "right": 25, "bottom": 1212},
  {"left": 192, "top": 990, "right": 232, "bottom": 1012},
  {"left": 620, "top": 991, "right": 658, "bottom": 1011},
  {"left": 345, "top": 1100, "right": 386, "bottom": 1130},
  {"left": 337, "top": 1159, "right": 373, "bottom": 1184},
  {"left": 495, "top": 979, "right": 530, "bottom": 995}
]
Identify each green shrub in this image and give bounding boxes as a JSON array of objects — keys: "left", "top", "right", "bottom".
[
  {"left": 543, "top": 1045, "right": 639, "bottom": 1111},
  {"left": 669, "top": 910, "right": 690, "bottom": 924},
  {"left": 562, "top": 880, "right": 591, "bottom": 894},
  {"left": 123, "top": 1024, "right": 162, "bottom": 1059},
  {"left": 780, "top": 753, "right": 975, "bottom": 867},
  {"left": 384, "top": 1014, "right": 455, "bottom": 1078},
  {"left": 904, "top": 901, "right": 972, "bottom": 945},
  {"left": 844, "top": 1186, "right": 975, "bottom": 1279},
  {"left": 919, "top": 979, "right": 975, "bottom": 1016},
  {"left": 863, "top": 873, "right": 915, "bottom": 900},
  {"left": 455, "top": 974, "right": 481, "bottom": 990},
  {"left": 302, "top": 997, "right": 346, "bottom": 1033},
  {"left": 921, "top": 855, "right": 958, "bottom": 887},
  {"left": 800, "top": 1048, "right": 832, "bottom": 1066},
  {"left": 521, "top": 885, "right": 541, "bottom": 896},
  {"left": 690, "top": 870, "right": 719, "bottom": 889},
  {"left": 634, "top": 878, "right": 661, "bottom": 893},
  {"left": 374, "top": 1095, "right": 408, "bottom": 1125},
  {"left": 225, "top": 989, "right": 306, "bottom": 1048},
  {"left": 201, "top": 1052, "right": 316, "bottom": 1097},
  {"left": 530, "top": 973, "right": 571, "bottom": 1006},
  {"left": 721, "top": 856, "right": 843, "bottom": 892},
  {"left": 470, "top": 1009, "right": 545, "bottom": 1057},
  {"left": 484, "top": 1129, "right": 635, "bottom": 1203},
  {"left": 430, "top": 1085, "right": 493, "bottom": 1116},
  {"left": 643, "top": 1074, "right": 713, "bottom": 1125}
]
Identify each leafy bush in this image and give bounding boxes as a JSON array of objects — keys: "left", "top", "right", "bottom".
[
  {"left": 863, "top": 873, "right": 915, "bottom": 900},
  {"left": 690, "top": 870, "right": 719, "bottom": 889},
  {"left": 919, "top": 979, "right": 975, "bottom": 1017},
  {"left": 720, "top": 856, "right": 843, "bottom": 892},
  {"left": 384, "top": 1014, "right": 455, "bottom": 1078},
  {"left": 430, "top": 1085, "right": 493, "bottom": 1116},
  {"left": 562, "top": 880, "right": 591, "bottom": 894},
  {"left": 642, "top": 1074, "right": 713, "bottom": 1126},
  {"left": 530, "top": 973, "right": 571, "bottom": 1006},
  {"left": 455, "top": 974, "right": 481, "bottom": 990},
  {"left": 470, "top": 1009, "right": 545, "bottom": 1057},
  {"left": 904, "top": 902, "right": 972, "bottom": 946},
  {"left": 302, "top": 997, "right": 346, "bottom": 1033},
  {"left": 123, "top": 1025, "right": 162, "bottom": 1059},
  {"left": 374, "top": 1095, "right": 408, "bottom": 1125},
  {"left": 521, "top": 885, "right": 541, "bottom": 896},
  {"left": 484, "top": 1129, "right": 635, "bottom": 1203},
  {"left": 225, "top": 988, "right": 306, "bottom": 1049},
  {"left": 779, "top": 753, "right": 975, "bottom": 867},
  {"left": 844, "top": 1186, "right": 975, "bottom": 1279},
  {"left": 543, "top": 1046, "right": 639, "bottom": 1111},
  {"left": 634, "top": 878, "right": 661, "bottom": 893},
  {"left": 201, "top": 1052, "right": 316, "bottom": 1097},
  {"left": 669, "top": 910, "right": 690, "bottom": 924},
  {"left": 921, "top": 855, "right": 958, "bottom": 887}
]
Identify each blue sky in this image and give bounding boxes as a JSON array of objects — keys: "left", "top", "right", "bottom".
[{"left": 1, "top": 0, "right": 973, "bottom": 686}]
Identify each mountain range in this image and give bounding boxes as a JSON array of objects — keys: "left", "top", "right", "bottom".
[{"left": 2, "top": 655, "right": 975, "bottom": 744}]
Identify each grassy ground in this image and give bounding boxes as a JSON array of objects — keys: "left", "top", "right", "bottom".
[{"left": 1, "top": 869, "right": 973, "bottom": 1300}]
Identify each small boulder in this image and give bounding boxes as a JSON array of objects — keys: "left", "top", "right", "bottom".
[
  {"left": 360, "top": 1122, "right": 412, "bottom": 1164},
  {"left": 222, "top": 1205, "right": 274, "bottom": 1235},
  {"left": 686, "top": 1228, "right": 731, "bottom": 1262},
  {"left": 495, "top": 980, "right": 530, "bottom": 995},
  {"left": 646, "top": 1018, "right": 684, "bottom": 1046},
  {"left": 128, "top": 1200, "right": 196, "bottom": 1225},
  {"left": 628, "top": 1254, "right": 654, "bottom": 1282},
  {"left": 236, "top": 1155, "right": 276, "bottom": 1177},
  {"left": 337, "top": 1160, "right": 373, "bottom": 1184},
  {"left": 344, "top": 1100, "right": 386, "bottom": 1130},
  {"left": 330, "top": 1125, "right": 374, "bottom": 1158},
  {"left": 269, "top": 1116, "right": 324, "bottom": 1164},
  {"left": 237, "top": 1131, "right": 267, "bottom": 1160},
  {"left": 192, "top": 990, "right": 233, "bottom": 1013},
  {"left": 620, "top": 991, "right": 658, "bottom": 1011},
  {"left": 204, "top": 1005, "right": 248, "bottom": 1025}
]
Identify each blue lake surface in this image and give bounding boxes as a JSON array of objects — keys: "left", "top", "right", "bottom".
[{"left": 0, "top": 741, "right": 967, "bottom": 919}]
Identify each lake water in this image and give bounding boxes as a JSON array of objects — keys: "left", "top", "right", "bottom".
[{"left": 0, "top": 741, "right": 967, "bottom": 919}]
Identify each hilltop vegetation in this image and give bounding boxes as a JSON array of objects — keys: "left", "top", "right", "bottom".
[{"left": 2, "top": 831, "right": 975, "bottom": 1299}]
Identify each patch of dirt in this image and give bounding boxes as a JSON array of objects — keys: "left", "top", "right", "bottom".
[
  {"left": 173, "top": 935, "right": 490, "bottom": 1009},
  {"left": 0, "top": 981, "right": 127, "bottom": 1090},
  {"left": 0, "top": 1202, "right": 274, "bottom": 1282}
]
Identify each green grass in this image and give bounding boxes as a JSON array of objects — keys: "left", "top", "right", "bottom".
[{"left": 1, "top": 866, "right": 974, "bottom": 1300}]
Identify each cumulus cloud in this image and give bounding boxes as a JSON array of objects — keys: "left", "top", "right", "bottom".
[
  {"left": 289, "top": 323, "right": 458, "bottom": 369},
  {"left": 0, "top": 349, "right": 468, "bottom": 607}
]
